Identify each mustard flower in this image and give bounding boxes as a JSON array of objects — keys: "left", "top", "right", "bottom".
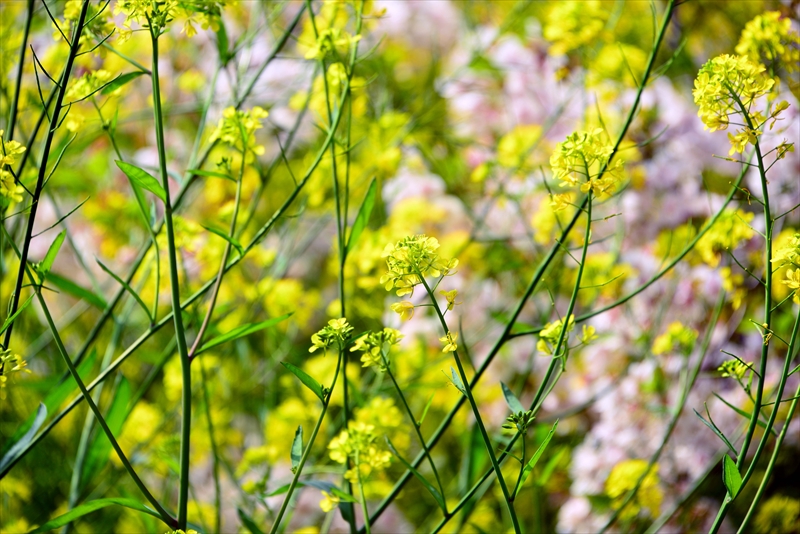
[
  {"left": 440, "top": 331, "right": 458, "bottom": 353},
  {"left": 753, "top": 495, "right": 800, "bottom": 534},
  {"left": 652, "top": 322, "right": 698, "bottom": 355},
  {"left": 718, "top": 359, "right": 753, "bottom": 380},
  {"left": 580, "top": 325, "right": 598, "bottom": 345},
  {"left": 0, "top": 350, "right": 31, "bottom": 398},
  {"left": 66, "top": 70, "right": 116, "bottom": 102},
  {"left": 0, "top": 130, "right": 26, "bottom": 167},
  {"left": 209, "top": 106, "right": 269, "bottom": 159},
  {"left": 328, "top": 421, "right": 391, "bottom": 485},
  {"left": 543, "top": 1, "right": 607, "bottom": 56},
  {"left": 605, "top": 459, "right": 663, "bottom": 519},
  {"left": 784, "top": 269, "right": 800, "bottom": 290},
  {"left": 439, "top": 289, "right": 461, "bottom": 311},
  {"left": 320, "top": 490, "right": 340, "bottom": 513},
  {"left": 390, "top": 301, "right": 415, "bottom": 321},
  {"left": 350, "top": 327, "right": 404, "bottom": 371},
  {"left": 736, "top": 11, "right": 800, "bottom": 71},
  {"left": 0, "top": 170, "right": 24, "bottom": 205},
  {"left": 537, "top": 315, "right": 575, "bottom": 355},
  {"left": 304, "top": 28, "right": 362, "bottom": 60},
  {"left": 380, "top": 235, "right": 458, "bottom": 297},
  {"left": 772, "top": 233, "right": 800, "bottom": 267},
  {"left": 550, "top": 128, "right": 621, "bottom": 198},
  {"left": 309, "top": 318, "right": 354, "bottom": 353},
  {"left": 695, "top": 209, "right": 755, "bottom": 267}
]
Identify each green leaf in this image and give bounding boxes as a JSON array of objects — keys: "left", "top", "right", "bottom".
[
  {"left": 0, "top": 403, "right": 46, "bottom": 473},
  {"left": 501, "top": 382, "right": 525, "bottom": 413},
  {"left": 198, "top": 313, "right": 291, "bottom": 354},
  {"left": 386, "top": 437, "right": 446, "bottom": 511},
  {"left": 28, "top": 498, "right": 160, "bottom": 533},
  {"left": 537, "top": 447, "right": 566, "bottom": 486},
  {"left": 515, "top": 420, "right": 558, "bottom": 496},
  {"left": 291, "top": 425, "right": 303, "bottom": 471},
  {"left": 81, "top": 377, "right": 131, "bottom": 488},
  {"left": 237, "top": 507, "right": 265, "bottom": 534},
  {"left": 345, "top": 178, "right": 377, "bottom": 254},
  {"left": 202, "top": 224, "right": 244, "bottom": 257},
  {"left": 40, "top": 230, "right": 66, "bottom": 274},
  {"left": 96, "top": 259, "right": 152, "bottom": 323},
  {"left": 101, "top": 71, "right": 145, "bottom": 95},
  {"left": 187, "top": 168, "right": 236, "bottom": 181},
  {"left": 328, "top": 487, "right": 359, "bottom": 503},
  {"left": 0, "top": 294, "right": 35, "bottom": 336},
  {"left": 115, "top": 161, "right": 166, "bottom": 204},
  {"left": 693, "top": 406, "right": 737, "bottom": 455},
  {"left": 47, "top": 272, "right": 107, "bottom": 310},
  {"left": 281, "top": 362, "right": 324, "bottom": 402},
  {"left": 448, "top": 367, "right": 466, "bottom": 395},
  {"left": 127, "top": 176, "right": 153, "bottom": 230},
  {"left": 418, "top": 392, "right": 435, "bottom": 426},
  {"left": 215, "top": 21, "right": 230, "bottom": 64},
  {"left": 722, "top": 454, "right": 742, "bottom": 499},
  {"left": 712, "top": 392, "right": 777, "bottom": 436}
]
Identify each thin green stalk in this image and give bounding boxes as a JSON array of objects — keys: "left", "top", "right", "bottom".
[
  {"left": 355, "top": 450, "right": 371, "bottom": 534},
  {"left": 599, "top": 290, "right": 726, "bottom": 533},
  {"left": 6, "top": 0, "right": 34, "bottom": 141},
  {"left": 269, "top": 350, "right": 345, "bottom": 534},
  {"left": 148, "top": 29, "right": 192, "bottom": 528},
  {"left": 2, "top": 0, "right": 90, "bottom": 367},
  {"left": 708, "top": 95, "right": 774, "bottom": 534},
  {"left": 383, "top": 362, "right": 448, "bottom": 511},
  {"left": 199, "top": 359, "right": 223, "bottom": 534},
  {"left": 417, "top": 275, "right": 521, "bottom": 534}
]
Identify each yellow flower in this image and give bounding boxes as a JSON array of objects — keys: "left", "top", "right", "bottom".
[
  {"left": 550, "top": 128, "right": 622, "bottom": 198},
  {"left": 380, "top": 235, "right": 458, "bottom": 296},
  {"left": 0, "top": 129, "right": 26, "bottom": 167},
  {"left": 783, "top": 269, "right": 800, "bottom": 290},
  {"left": 350, "top": 327, "right": 404, "bottom": 371},
  {"left": 736, "top": 11, "right": 800, "bottom": 71},
  {"left": 209, "top": 106, "right": 269, "bottom": 159},
  {"left": 0, "top": 170, "right": 24, "bottom": 204},
  {"left": 580, "top": 325, "right": 598, "bottom": 344},
  {"left": 652, "top": 322, "right": 698, "bottom": 355},
  {"left": 390, "top": 301, "right": 415, "bottom": 321},
  {"left": 320, "top": 490, "right": 340, "bottom": 512},
  {"left": 606, "top": 460, "right": 662, "bottom": 519},
  {"left": 695, "top": 209, "right": 755, "bottom": 267},
  {"left": 537, "top": 315, "right": 575, "bottom": 355},
  {"left": 718, "top": 359, "right": 753, "bottom": 380},
  {"left": 440, "top": 331, "right": 458, "bottom": 353},
  {"left": 309, "top": 318, "right": 354, "bottom": 353},
  {"left": 439, "top": 289, "right": 461, "bottom": 311}
]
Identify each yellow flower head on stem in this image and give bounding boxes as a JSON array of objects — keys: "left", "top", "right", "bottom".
[{"left": 440, "top": 331, "right": 458, "bottom": 353}]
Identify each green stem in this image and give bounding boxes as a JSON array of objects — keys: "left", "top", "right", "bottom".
[
  {"left": 356, "top": 450, "right": 371, "bottom": 534},
  {"left": 269, "top": 349, "right": 345, "bottom": 534},
  {"left": 199, "top": 359, "right": 223, "bottom": 534},
  {"left": 417, "top": 274, "right": 521, "bottom": 533},
  {"left": 6, "top": 0, "right": 34, "bottom": 141},
  {"left": 149, "top": 30, "right": 192, "bottom": 528}
]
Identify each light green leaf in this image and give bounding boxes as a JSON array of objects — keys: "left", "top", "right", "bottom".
[
  {"left": 515, "top": 420, "right": 558, "bottom": 496},
  {"left": 281, "top": 362, "right": 324, "bottom": 402},
  {"left": 96, "top": 259, "right": 152, "bottom": 323},
  {"left": 238, "top": 507, "right": 265, "bottom": 534},
  {"left": 448, "top": 367, "right": 466, "bottom": 395},
  {"left": 417, "top": 392, "right": 435, "bottom": 426},
  {"left": 0, "top": 403, "right": 46, "bottom": 473},
  {"left": 188, "top": 168, "right": 235, "bottom": 181},
  {"left": 386, "top": 437, "right": 446, "bottom": 511},
  {"left": 81, "top": 377, "right": 131, "bottom": 487},
  {"left": 47, "top": 272, "right": 107, "bottom": 310},
  {"left": 0, "top": 294, "right": 35, "bottom": 336},
  {"left": 115, "top": 161, "right": 167, "bottom": 203},
  {"left": 501, "top": 382, "right": 525, "bottom": 413},
  {"left": 722, "top": 454, "right": 742, "bottom": 499},
  {"left": 291, "top": 425, "right": 303, "bottom": 471},
  {"left": 28, "top": 498, "right": 160, "bottom": 533},
  {"left": 198, "top": 313, "right": 291, "bottom": 354},
  {"left": 40, "top": 230, "right": 66, "bottom": 274},
  {"left": 202, "top": 224, "right": 244, "bottom": 257},
  {"left": 101, "top": 71, "right": 145, "bottom": 95},
  {"left": 345, "top": 177, "right": 377, "bottom": 254}
]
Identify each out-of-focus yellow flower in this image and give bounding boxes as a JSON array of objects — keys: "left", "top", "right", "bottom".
[
  {"left": 695, "top": 209, "right": 755, "bottom": 267},
  {"left": 605, "top": 459, "right": 663, "bottom": 520},
  {"left": 440, "top": 331, "right": 458, "bottom": 353},
  {"left": 320, "top": 490, "right": 340, "bottom": 512},
  {"left": 652, "top": 322, "right": 698, "bottom": 355},
  {"left": 753, "top": 495, "right": 800, "bottom": 534},
  {"left": 390, "top": 301, "right": 415, "bottom": 321},
  {"left": 544, "top": 1, "right": 607, "bottom": 56},
  {"left": 350, "top": 327, "right": 404, "bottom": 371},
  {"left": 209, "top": 106, "right": 269, "bottom": 160},
  {"left": 736, "top": 11, "right": 800, "bottom": 72}
]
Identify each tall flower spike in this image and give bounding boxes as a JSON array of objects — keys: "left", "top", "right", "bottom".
[{"left": 550, "top": 128, "right": 621, "bottom": 198}]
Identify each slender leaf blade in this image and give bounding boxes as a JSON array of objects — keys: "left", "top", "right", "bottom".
[
  {"left": 96, "top": 259, "right": 152, "bottom": 322},
  {"left": 346, "top": 178, "right": 377, "bottom": 253},
  {"left": 501, "top": 382, "right": 525, "bottom": 413},
  {"left": 281, "top": 362, "right": 324, "bottom": 401},
  {"left": 187, "top": 169, "right": 235, "bottom": 181},
  {"left": 115, "top": 161, "right": 166, "bottom": 203},
  {"left": 198, "top": 313, "right": 292, "bottom": 354},
  {"left": 722, "top": 454, "right": 742, "bottom": 498},
  {"left": 28, "top": 498, "right": 159, "bottom": 533},
  {"left": 386, "top": 437, "right": 446, "bottom": 511},
  {"left": 202, "top": 224, "right": 244, "bottom": 257},
  {"left": 0, "top": 294, "right": 35, "bottom": 336},
  {"left": 516, "top": 420, "right": 558, "bottom": 494},
  {"left": 81, "top": 377, "right": 132, "bottom": 487},
  {"left": 47, "top": 272, "right": 107, "bottom": 310},
  {"left": 40, "top": 230, "right": 66, "bottom": 273},
  {"left": 101, "top": 71, "right": 145, "bottom": 95},
  {"left": 237, "top": 507, "right": 265, "bottom": 534},
  {"left": 0, "top": 403, "right": 47, "bottom": 473},
  {"left": 291, "top": 425, "right": 303, "bottom": 471},
  {"left": 693, "top": 408, "right": 737, "bottom": 455}
]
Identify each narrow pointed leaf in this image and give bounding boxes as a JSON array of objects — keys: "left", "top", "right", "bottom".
[
  {"left": 291, "top": 425, "right": 303, "bottom": 470},
  {"left": 712, "top": 392, "right": 777, "bottom": 436},
  {"left": 202, "top": 224, "right": 244, "bottom": 257},
  {"left": 96, "top": 259, "right": 152, "bottom": 322},
  {"left": 28, "top": 498, "right": 160, "bottom": 533},
  {"left": 101, "top": 71, "right": 145, "bottom": 95},
  {"left": 345, "top": 177, "right": 377, "bottom": 253},
  {"left": 237, "top": 507, "right": 265, "bottom": 534},
  {"left": 40, "top": 230, "right": 66, "bottom": 274},
  {"left": 418, "top": 392, "right": 435, "bottom": 426},
  {"left": 722, "top": 454, "right": 742, "bottom": 498},
  {"left": 501, "top": 382, "right": 525, "bottom": 413},
  {"left": 448, "top": 366, "right": 466, "bottom": 395},
  {"left": 0, "top": 403, "right": 47, "bottom": 473},
  {"left": 198, "top": 313, "right": 291, "bottom": 354},
  {"left": 515, "top": 421, "right": 558, "bottom": 495},
  {"left": 47, "top": 272, "right": 107, "bottom": 310},
  {"left": 81, "top": 377, "right": 132, "bottom": 487},
  {"left": 693, "top": 408, "right": 737, "bottom": 455},
  {"left": 281, "top": 362, "right": 324, "bottom": 402},
  {"left": 187, "top": 168, "right": 235, "bottom": 181},
  {"left": 215, "top": 22, "right": 230, "bottom": 64},
  {"left": 115, "top": 161, "right": 166, "bottom": 203},
  {"left": 0, "top": 294, "right": 35, "bottom": 336},
  {"left": 386, "top": 437, "right": 446, "bottom": 511}
]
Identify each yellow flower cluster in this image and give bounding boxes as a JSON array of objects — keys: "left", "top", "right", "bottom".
[
  {"left": 0, "top": 129, "right": 25, "bottom": 205},
  {"left": 652, "top": 322, "right": 698, "bottom": 355},
  {"left": 0, "top": 349, "right": 31, "bottom": 398},
  {"left": 550, "top": 128, "right": 622, "bottom": 198},
  {"left": 772, "top": 232, "right": 800, "bottom": 295},
  {"left": 328, "top": 421, "right": 391, "bottom": 485},
  {"left": 309, "top": 318, "right": 354, "bottom": 353},
  {"left": 350, "top": 327, "right": 404, "bottom": 371},
  {"left": 209, "top": 106, "right": 269, "bottom": 160},
  {"left": 439, "top": 331, "right": 458, "bottom": 353},
  {"left": 543, "top": 1, "right": 608, "bottom": 56},
  {"left": 114, "top": 0, "right": 222, "bottom": 35},
  {"left": 380, "top": 235, "right": 458, "bottom": 296},
  {"left": 60, "top": 0, "right": 116, "bottom": 41},
  {"left": 753, "top": 495, "right": 800, "bottom": 534},
  {"left": 304, "top": 27, "right": 362, "bottom": 61},
  {"left": 736, "top": 11, "right": 800, "bottom": 72},
  {"left": 605, "top": 459, "right": 663, "bottom": 520},
  {"left": 695, "top": 209, "right": 755, "bottom": 267},
  {"left": 537, "top": 315, "right": 575, "bottom": 355},
  {"left": 718, "top": 359, "right": 753, "bottom": 380},
  {"left": 65, "top": 70, "right": 115, "bottom": 101}
]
